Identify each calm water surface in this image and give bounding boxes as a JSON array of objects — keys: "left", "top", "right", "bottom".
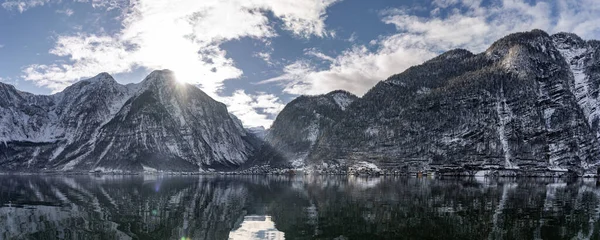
[{"left": 1, "top": 175, "right": 599, "bottom": 240}]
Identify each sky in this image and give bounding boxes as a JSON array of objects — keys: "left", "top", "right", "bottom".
[{"left": 1, "top": 0, "right": 600, "bottom": 128}]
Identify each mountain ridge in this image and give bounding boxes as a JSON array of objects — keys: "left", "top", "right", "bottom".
[
  {"left": 262, "top": 29, "right": 600, "bottom": 176},
  {"left": 0, "top": 69, "right": 259, "bottom": 172}
]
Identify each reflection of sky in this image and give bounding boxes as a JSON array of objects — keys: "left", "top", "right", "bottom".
[
  {"left": 228, "top": 215, "right": 285, "bottom": 240},
  {"left": 154, "top": 180, "right": 161, "bottom": 192},
  {"left": 145, "top": 175, "right": 164, "bottom": 193}
]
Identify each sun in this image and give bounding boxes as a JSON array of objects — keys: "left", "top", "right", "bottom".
[{"left": 163, "top": 69, "right": 186, "bottom": 85}]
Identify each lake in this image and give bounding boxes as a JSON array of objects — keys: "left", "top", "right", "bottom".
[{"left": 0, "top": 175, "right": 599, "bottom": 240}]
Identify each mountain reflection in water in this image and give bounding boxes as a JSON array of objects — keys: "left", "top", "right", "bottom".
[{"left": 1, "top": 175, "right": 600, "bottom": 239}]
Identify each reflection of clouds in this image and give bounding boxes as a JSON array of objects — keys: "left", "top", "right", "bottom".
[
  {"left": 143, "top": 174, "right": 160, "bottom": 182},
  {"left": 304, "top": 175, "right": 347, "bottom": 190},
  {"left": 474, "top": 175, "right": 489, "bottom": 185},
  {"left": 347, "top": 176, "right": 381, "bottom": 189},
  {"left": 305, "top": 203, "right": 319, "bottom": 226},
  {"left": 229, "top": 215, "right": 285, "bottom": 240},
  {"left": 546, "top": 182, "right": 567, "bottom": 189}
]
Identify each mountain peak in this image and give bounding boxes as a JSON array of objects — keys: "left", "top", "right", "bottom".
[
  {"left": 552, "top": 32, "right": 586, "bottom": 49},
  {"left": 148, "top": 69, "right": 176, "bottom": 79},
  {"left": 96, "top": 72, "right": 113, "bottom": 78},
  {"left": 484, "top": 29, "right": 562, "bottom": 76},
  {"left": 326, "top": 90, "right": 358, "bottom": 111},
  {"left": 326, "top": 89, "right": 355, "bottom": 97},
  {"left": 0, "top": 81, "right": 24, "bottom": 106},
  {"left": 145, "top": 69, "right": 176, "bottom": 80},
  {"left": 552, "top": 32, "right": 584, "bottom": 42},
  {"left": 432, "top": 49, "right": 474, "bottom": 62},
  {"left": 486, "top": 29, "right": 552, "bottom": 58},
  {"left": 0, "top": 80, "right": 15, "bottom": 89},
  {"left": 83, "top": 72, "right": 116, "bottom": 83},
  {"left": 140, "top": 69, "right": 179, "bottom": 90}
]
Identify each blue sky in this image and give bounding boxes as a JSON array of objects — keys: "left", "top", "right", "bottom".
[{"left": 1, "top": 0, "right": 599, "bottom": 128}]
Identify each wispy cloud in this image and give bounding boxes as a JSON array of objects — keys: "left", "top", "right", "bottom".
[
  {"left": 305, "top": 48, "right": 335, "bottom": 62},
  {"left": 347, "top": 32, "right": 357, "bottom": 42},
  {"left": 265, "top": 0, "right": 600, "bottom": 96},
  {"left": 56, "top": 8, "right": 74, "bottom": 16},
  {"left": 254, "top": 51, "right": 274, "bottom": 66},
  {"left": 2, "top": 0, "right": 50, "bottom": 13}
]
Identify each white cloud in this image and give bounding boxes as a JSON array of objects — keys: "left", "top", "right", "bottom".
[
  {"left": 254, "top": 51, "right": 273, "bottom": 66},
  {"left": 81, "top": 0, "right": 128, "bottom": 11},
  {"left": 266, "top": 0, "right": 339, "bottom": 38},
  {"left": 18, "top": 0, "right": 338, "bottom": 127},
  {"left": 2, "top": 0, "right": 50, "bottom": 12},
  {"left": 0, "top": 44, "right": 4, "bottom": 48},
  {"left": 56, "top": 8, "right": 74, "bottom": 16},
  {"left": 347, "top": 32, "right": 357, "bottom": 42},
  {"left": 262, "top": 40, "right": 436, "bottom": 96},
  {"left": 220, "top": 90, "right": 285, "bottom": 128},
  {"left": 264, "top": 0, "right": 600, "bottom": 96},
  {"left": 23, "top": 34, "right": 136, "bottom": 90},
  {"left": 432, "top": 0, "right": 460, "bottom": 8},
  {"left": 305, "top": 48, "right": 335, "bottom": 62},
  {"left": 3, "top": 0, "right": 130, "bottom": 12}
]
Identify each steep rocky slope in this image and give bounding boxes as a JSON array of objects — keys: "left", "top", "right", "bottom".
[
  {"left": 269, "top": 30, "right": 600, "bottom": 176},
  {"left": 552, "top": 33, "right": 600, "bottom": 142},
  {"left": 0, "top": 70, "right": 258, "bottom": 172},
  {"left": 249, "top": 90, "right": 357, "bottom": 168}
]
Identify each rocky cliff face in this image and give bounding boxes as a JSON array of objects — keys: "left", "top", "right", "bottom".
[
  {"left": 0, "top": 70, "right": 258, "bottom": 172},
  {"left": 252, "top": 90, "right": 357, "bottom": 168},
  {"left": 552, "top": 33, "right": 600, "bottom": 142},
  {"left": 267, "top": 30, "right": 600, "bottom": 176}
]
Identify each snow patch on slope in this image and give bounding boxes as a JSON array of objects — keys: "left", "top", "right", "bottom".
[
  {"left": 350, "top": 161, "right": 381, "bottom": 173},
  {"left": 496, "top": 86, "right": 518, "bottom": 169},
  {"left": 330, "top": 92, "right": 354, "bottom": 111},
  {"left": 306, "top": 121, "right": 319, "bottom": 143},
  {"left": 555, "top": 44, "right": 599, "bottom": 137},
  {"left": 543, "top": 108, "right": 555, "bottom": 129},
  {"left": 142, "top": 165, "right": 158, "bottom": 173}
]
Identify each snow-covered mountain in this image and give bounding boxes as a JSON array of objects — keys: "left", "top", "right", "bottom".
[
  {"left": 250, "top": 90, "right": 358, "bottom": 168},
  {"left": 5, "top": 30, "right": 600, "bottom": 176},
  {"left": 264, "top": 30, "right": 600, "bottom": 176},
  {"left": 0, "top": 70, "right": 259, "bottom": 172}
]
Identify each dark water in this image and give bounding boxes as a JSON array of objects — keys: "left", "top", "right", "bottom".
[{"left": 1, "top": 175, "right": 599, "bottom": 240}]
